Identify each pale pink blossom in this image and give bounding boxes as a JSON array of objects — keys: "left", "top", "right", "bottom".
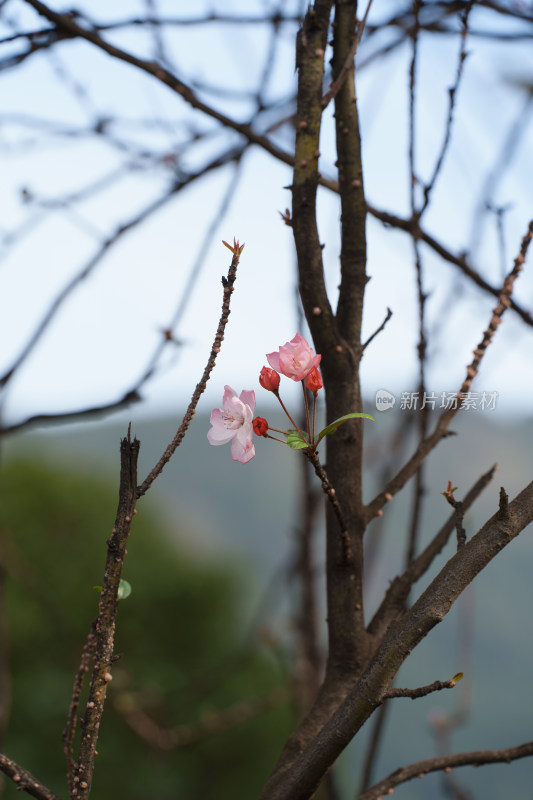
[
  {"left": 267, "top": 334, "right": 321, "bottom": 382},
  {"left": 207, "top": 386, "right": 256, "bottom": 463}
]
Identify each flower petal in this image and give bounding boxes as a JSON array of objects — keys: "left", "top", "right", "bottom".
[
  {"left": 266, "top": 352, "right": 281, "bottom": 372},
  {"left": 239, "top": 389, "right": 256, "bottom": 415},
  {"left": 231, "top": 434, "right": 255, "bottom": 463},
  {"left": 207, "top": 408, "right": 236, "bottom": 445}
]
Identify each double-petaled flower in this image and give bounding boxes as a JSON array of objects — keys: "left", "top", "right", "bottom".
[{"left": 267, "top": 333, "right": 321, "bottom": 382}]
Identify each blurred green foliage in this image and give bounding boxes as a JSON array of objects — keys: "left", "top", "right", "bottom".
[{"left": 0, "top": 459, "right": 292, "bottom": 799}]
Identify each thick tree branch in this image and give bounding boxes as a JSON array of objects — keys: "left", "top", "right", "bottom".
[
  {"left": 73, "top": 431, "right": 139, "bottom": 800},
  {"left": 322, "top": 0, "right": 369, "bottom": 677},
  {"left": 368, "top": 464, "right": 496, "bottom": 639},
  {"left": 259, "top": 479, "right": 533, "bottom": 800},
  {"left": 292, "top": 2, "right": 336, "bottom": 358}
]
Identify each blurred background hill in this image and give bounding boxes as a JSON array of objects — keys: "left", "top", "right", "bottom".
[{"left": 1, "top": 404, "right": 532, "bottom": 799}]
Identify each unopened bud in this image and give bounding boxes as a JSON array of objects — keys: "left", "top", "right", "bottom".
[
  {"left": 306, "top": 366, "right": 323, "bottom": 393},
  {"left": 253, "top": 417, "right": 269, "bottom": 437},
  {"left": 259, "top": 366, "right": 280, "bottom": 394}
]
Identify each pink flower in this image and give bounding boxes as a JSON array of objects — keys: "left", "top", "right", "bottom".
[
  {"left": 207, "top": 386, "right": 256, "bottom": 464},
  {"left": 267, "top": 334, "right": 321, "bottom": 382},
  {"left": 259, "top": 366, "right": 280, "bottom": 394}
]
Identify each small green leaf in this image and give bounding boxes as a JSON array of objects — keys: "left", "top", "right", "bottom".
[
  {"left": 317, "top": 413, "right": 374, "bottom": 443},
  {"left": 93, "top": 585, "right": 102, "bottom": 594},
  {"left": 118, "top": 579, "right": 132, "bottom": 600},
  {"left": 450, "top": 672, "right": 464, "bottom": 685},
  {"left": 286, "top": 430, "right": 310, "bottom": 450}
]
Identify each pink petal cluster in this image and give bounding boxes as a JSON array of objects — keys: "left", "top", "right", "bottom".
[
  {"left": 207, "top": 386, "right": 256, "bottom": 464},
  {"left": 267, "top": 334, "right": 321, "bottom": 382}
]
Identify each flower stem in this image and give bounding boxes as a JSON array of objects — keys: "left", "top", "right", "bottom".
[
  {"left": 301, "top": 379, "right": 312, "bottom": 444},
  {"left": 276, "top": 393, "right": 308, "bottom": 443},
  {"left": 268, "top": 425, "right": 291, "bottom": 435}
]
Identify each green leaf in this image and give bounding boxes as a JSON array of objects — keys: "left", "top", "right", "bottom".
[
  {"left": 450, "top": 671, "right": 464, "bottom": 685},
  {"left": 317, "top": 413, "right": 374, "bottom": 443},
  {"left": 286, "top": 430, "right": 309, "bottom": 450},
  {"left": 93, "top": 585, "right": 102, "bottom": 594},
  {"left": 118, "top": 579, "right": 132, "bottom": 600}
]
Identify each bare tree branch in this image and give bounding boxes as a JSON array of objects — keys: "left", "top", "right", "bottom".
[
  {"left": 137, "top": 242, "right": 244, "bottom": 497},
  {"left": 368, "top": 464, "right": 496, "bottom": 640},
  {"left": 385, "top": 675, "right": 460, "bottom": 700},
  {"left": 364, "top": 219, "right": 533, "bottom": 524},
  {"left": 73, "top": 430, "right": 139, "bottom": 800},
  {"left": 0, "top": 754, "right": 62, "bottom": 800},
  {"left": 356, "top": 741, "right": 533, "bottom": 800},
  {"left": 259, "top": 479, "right": 533, "bottom": 799}
]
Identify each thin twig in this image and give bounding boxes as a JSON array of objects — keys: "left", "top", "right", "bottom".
[
  {"left": 0, "top": 390, "right": 141, "bottom": 436},
  {"left": 113, "top": 684, "right": 290, "bottom": 750},
  {"left": 364, "top": 219, "right": 533, "bottom": 523},
  {"left": 361, "top": 307, "right": 392, "bottom": 352},
  {"left": 14, "top": 2, "right": 533, "bottom": 337},
  {"left": 405, "top": 245, "right": 428, "bottom": 567},
  {"left": 0, "top": 146, "right": 241, "bottom": 392},
  {"left": 321, "top": 0, "right": 374, "bottom": 109},
  {"left": 442, "top": 481, "right": 467, "bottom": 549},
  {"left": 0, "top": 754, "right": 62, "bottom": 800},
  {"left": 420, "top": 1, "right": 474, "bottom": 215},
  {"left": 408, "top": 0, "right": 421, "bottom": 213},
  {"left": 358, "top": 699, "right": 389, "bottom": 793},
  {"left": 306, "top": 451, "right": 351, "bottom": 563},
  {"left": 470, "top": 91, "right": 533, "bottom": 258},
  {"left": 137, "top": 243, "right": 244, "bottom": 497},
  {"left": 356, "top": 741, "right": 533, "bottom": 800},
  {"left": 62, "top": 622, "right": 97, "bottom": 792},
  {"left": 368, "top": 465, "right": 496, "bottom": 640},
  {"left": 132, "top": 154, "right": 246, "bottom": 388},
  {"left": 21, "top": 1, "right": 295, "bottom": 169},
  {"left": 385, "top": 676, "right": 459, "bottom": 700},
  {"left": 367, "top": 205, "right": 533, "bottom": 328}
]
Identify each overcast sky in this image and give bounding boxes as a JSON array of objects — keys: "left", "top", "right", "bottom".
[{"left": 1, "top": 0, "right": 533, "bottom": 432}]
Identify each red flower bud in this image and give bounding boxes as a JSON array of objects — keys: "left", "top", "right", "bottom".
[
  {"left": 253, "top": 417, "right": 269, "bottom": 437},
  {"left": 306, "top": 366, "right": 323, "bottom": 393},
  {"left": 259, "top": 366, "right": 280, "bottom": 394}
]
